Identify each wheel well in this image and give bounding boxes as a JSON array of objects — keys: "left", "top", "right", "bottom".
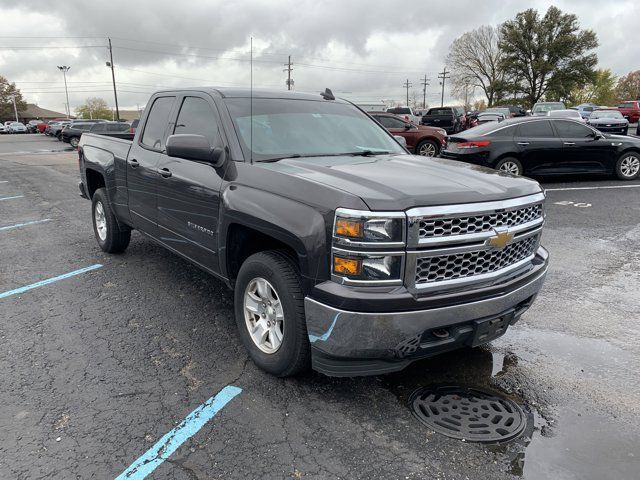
[
  {"left": 492, "top": 153, "right": 521, "bottom": 169},
  {"left": 226, "top": 224, "right": 299, "bottom": 281},
  {"left": 85, "top": 169, "right": 105, "bottom": 198},
  {"left": 417, "top": 136, "right": 438, "bottom": 145}
]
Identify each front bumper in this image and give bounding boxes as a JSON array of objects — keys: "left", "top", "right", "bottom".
[{"left": 305, "top": 247, "right": 548, "bottom": 376}]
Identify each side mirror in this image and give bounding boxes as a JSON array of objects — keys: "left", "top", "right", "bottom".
[
  {"left": 166, "top": 134, "right": 226, "bottom": 167},
  {"left": 403, "top": 123, "right": 412, "bottom": 129},
  {"left": 526, "top": 109, "right": 532, "bottom": 115},
  {"left": 393, "top": 135, "right": 407, "bottom": 147}
]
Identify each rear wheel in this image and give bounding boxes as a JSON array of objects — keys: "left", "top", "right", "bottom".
[
  {"left": 70, "top": 136, "right": 80, "bottom": 148},
  {"left": 416, "top": 139, "right": 439, "bottom": 157},
  {"left": 495, "top": 157, "right": 523, "bottom": 176},
  {"left": 91, "top": 188, "right": 131, "bottom": 253},
  {"left": 615, "top": 152, "right": 640, "bottom": 180},
  {"left": 234, "top": 250, "right": 310, "bottom": 377}
]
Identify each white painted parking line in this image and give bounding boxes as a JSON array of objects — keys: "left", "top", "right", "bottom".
[
  {"left": 0, "top": 181, "right": 8, "bottom": 184},
  {"left": 545, "top": 185, "right": 640, "bottom": 192},
  {"left": 0, "top": 219, "right": 52, "bottom": 232},
  {"left": 0, "top": 195, "right": 24, "bottom": 201}
]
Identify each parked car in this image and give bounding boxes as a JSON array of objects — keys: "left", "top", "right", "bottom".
[
  {"left": 548, "top": 109, "right": 586, "bottom": 123},
  {"left": 7, "top": 122, "right": 27, "bottom": 133},
  {"left": 441, "top": 117, "right": 640, "bottom": 180},
  {"left": 476, "top": 112, "right": 506, "bottom": 124},
  {"left": 3, "top": 121, "right": 13, "bottom": 131},
  {"left": 25, "top": 119, "right": 43, "bottom": 133},
  {"left": 0, "top": 124, "right": 6, "bottom": 134},
  {"left": 36, "top": 122, "right": 48, "bottom": 133},
  {"left": 485, "top": 107, "right": 513, "bottom": 118},
  {"left": 129, "top": 119, "right": 139, "bottom": 134},
  {"left": 48, "top": 121, "right": 71, "bottom": 139},
  {"left": 530, "top": 102, "right": 565, "bottom": 116},
  {"left": 421, "top": 107, "right": 462, "bottom": 133},
  {"left": 77, "top": 87, "right": 549, "bottom": 377},
  {"left": 573, "top": 103, "right": 599, "bottom": 120},
  {"left": 616, "top": 100, "right": 640, "bottom": 124},
  {"left": 61, "top": 122, "right": 97, "bottom": 147},
  {"left": 493, "top": 105, "right": 527, "bottom": 117},
  {"left": 385, "top": 106, "right": 421, "bottom": 124},
  {"left": 587, "top": 109, "right": 629, "bottom": 135},
  {"left": 369, "top": 112, "right": 447, "bottom": 156}
]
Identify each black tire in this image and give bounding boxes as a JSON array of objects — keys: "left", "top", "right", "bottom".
[
  {"left": 495, "top": 157, "right": 524, "bottom": 176},
  {"left": 91, "top": 188, "right": 131, "bottom": 253},
  {"left": 234, "top": 250, "right": 310, "bottom": 377},
  {"left": 69, "top": 136, "right": 80, "bottom": 148},
  {"left": 614, "top": 152, "right": 640, "bottom": 180},
  {"left": 416, "top": 139, "right": 439, "bottom": 157}
]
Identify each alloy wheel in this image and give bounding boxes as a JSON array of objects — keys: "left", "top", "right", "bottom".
[
  {"left": 243, "top": 277, "right": 284, "bottom": 354},
  {"left": 419, "top": 142, "right": 437, "bottom": 157},
  {"left": 620, "top": 155, "right": 640, "bottom": 178},
  {"left": 499, "top": 161, "right": 520, "bottom": 175},
  {"left": 94, "top": 201, "right": 107, "bottom": 241}
]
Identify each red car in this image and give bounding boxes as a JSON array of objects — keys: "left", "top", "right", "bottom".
[
  {"left": 617, "top": 100, "right": 640, "bottom": 124},
  {"left": 369, "top": 112, "right": 447, "bottom": 157}
]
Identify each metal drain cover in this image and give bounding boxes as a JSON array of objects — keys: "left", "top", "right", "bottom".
[{"left": 409, "top": 385, "right": 526, "bottom": 443}]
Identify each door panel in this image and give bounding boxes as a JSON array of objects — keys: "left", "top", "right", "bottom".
[
  {"left": 553, "top": 120, "right": 616, "bottom": 173},
  {"left": 156, "top": 95, "right": 225, "bottom": 273},
  {"left": 515, "top": 120, "right": 563, "bottom": 173}
]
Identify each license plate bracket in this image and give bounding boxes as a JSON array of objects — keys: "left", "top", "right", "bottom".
[{"left": 471, "top": 313, "right": 513, "bottom": 347}]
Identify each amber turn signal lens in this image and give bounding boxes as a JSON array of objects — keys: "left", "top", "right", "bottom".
[
  {"left": 335, "top": 218, "right": 364, "bottom": 238},
  {"left": 333, "top": 256, "right": 362, "bottom": 276}
]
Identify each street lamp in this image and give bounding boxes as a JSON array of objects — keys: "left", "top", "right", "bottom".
[{"left": 57, "top": 65, "right": 71, "bottom": 119}]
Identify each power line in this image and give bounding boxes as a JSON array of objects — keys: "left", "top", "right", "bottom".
[
  {"left": 437, "top": 67, "right": 450, "bottom": 107},
  {"left": 402, "top": 79, "right": 412, "bottom": 106}
]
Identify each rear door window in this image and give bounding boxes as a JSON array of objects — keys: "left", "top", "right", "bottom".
[
  {"left": 173, "top": 96, "right": 221, "bottom": 147},
  {"left": 516, "top": 120, "right": 555, "bottom": 138},
  {"left": 91, "top": 124, "right": 106, "bottom": 132},
  {"left": 141, "top": 96, "right": 175, "bottom": 150}
]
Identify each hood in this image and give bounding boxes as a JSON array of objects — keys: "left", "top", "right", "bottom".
[
  {"left": 589, "top": 118, "right": 628, "bottom": 125},
  {"left": 258, "top": 154, "right": 542, "bottom": 211}
]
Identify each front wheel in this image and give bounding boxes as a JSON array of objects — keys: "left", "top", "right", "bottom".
[
  {"left": 70, "top": 136, "right": 80, "bottom": 148},
  {"left": 495, "top": 157, "right": 523, "bottom": 176},
  {"left": 234, "top": 250, "right": 310, "bottom": 377},
  {"left": 416, "top": 139, "right": 439, "bottom": 157},
  {"left": 615, "top": 152, "right": 640, "bottom": 180},
  {"left": 91, "top": 188, "right": 131, "bottom": 253}
]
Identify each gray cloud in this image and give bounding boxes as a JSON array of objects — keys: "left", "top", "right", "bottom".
[{"left": 0, "top": 0, "right": 638, "bottom": 113}]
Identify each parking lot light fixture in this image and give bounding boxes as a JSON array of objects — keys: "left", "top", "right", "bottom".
[{"left": 57, "top": 66, "right": 71, "bottom": 119}]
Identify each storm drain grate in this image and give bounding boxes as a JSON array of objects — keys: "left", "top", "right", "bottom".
[{"left": 409, "top": 385, "right": 526, "bottom": 443}]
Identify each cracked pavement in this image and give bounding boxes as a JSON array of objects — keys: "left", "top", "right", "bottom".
[{"left": 0, "top": 135, "right": 639, "bottom": 479}]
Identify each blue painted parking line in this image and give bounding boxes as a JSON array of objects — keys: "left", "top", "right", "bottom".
[
  {"left": 309, "top": 313, "right": 340, "bottom": 343},
  {"left": 0, "top": 218, "right": 51, "bottom": 232},
  {"left": 116, "top": 385, "right": 242, "bottom": 480},
  {"left": 0, "top": 195, "right": 24, "bottom": 201},
  {"left": 0, "top": 264, "right": 103, "bottom": 299}
]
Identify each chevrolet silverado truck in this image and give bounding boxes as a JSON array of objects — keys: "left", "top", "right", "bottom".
[{"left": 78, "top": 88, "right": 549, "bottom": 377}]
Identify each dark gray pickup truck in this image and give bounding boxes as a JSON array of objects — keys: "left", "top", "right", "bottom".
[{"left": 78, "top": 88, "right": 548, "bottom": 377}]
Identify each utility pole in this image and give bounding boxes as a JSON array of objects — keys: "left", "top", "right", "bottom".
[
  {"left": 283, "top": 55, "right": 294, "bottom": 90},
  {"left": 57, "top": 65, "right": 71, "bottom": 118},
  {"left": 438, "top": 67, "right": 450, "bottom": 107},
  {"left": 11, "top": 95, "right": 19, "bottom": 122},
  {"left": 403, "top": 79, "right": 412, "bottom": 106},
  {"left": 106, "top": 38, "right": 120, "bottom": 121},
  {"left": 420, "top": 74, "right": 430, "bottom": 109}
]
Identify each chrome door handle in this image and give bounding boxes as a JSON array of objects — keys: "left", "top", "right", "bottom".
[
  {"left": 158, "top": 168, "right": 172, "bottom": 178},
  {"left": 128, "top": 158, "right": 139, "bottom": 168},
  {"left": 564, "top": 142, "right": 576, "bottom": 146},
  {"left": 517, "top": 142, "right": 529, "bottom": 146}
]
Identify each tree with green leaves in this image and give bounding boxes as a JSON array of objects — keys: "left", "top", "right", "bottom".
[
  {"left": 0, "top": 76, "right": 27, "bottom": 121},
  {"left": 615, "top": 71, "right": 640, "bottom": 102},
  {"left": 499, "top": 6, "right": 598, "bottom": 107},
  {"left": 568, "top": 69, "right": 617, "bottom": 106},
  {"left": 448, "top": 26, "right": 508, "bottom": 107},
  {"left": 76, "top": 97, "right": 112, "bottom": 120}
]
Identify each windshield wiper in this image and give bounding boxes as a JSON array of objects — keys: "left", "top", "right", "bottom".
[
  {"left": 257, "top": 152, "right": 385, "bottom": 163},
  {"left": 345, "top": 150, "right": 391, "bottom": 156}
]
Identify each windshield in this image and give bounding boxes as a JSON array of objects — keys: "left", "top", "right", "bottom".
[
  {"left": 225, "top": 98, "right": 406, "bottom": 161},
  {"left": 590, "top": 110, "right": 623, "bottom": 119},
  {"left": 11, "top": 122, "right": 24, "bottom": 126},
  {"left": 485, "top": 108, "right": 510, "bottom": 115},
  {"left": 549, "top": 110, "right": 580, "bottom": 118},
  {"left": 387, "top": 107, "right": 411, "bottom": 115},
  {"left": 532, "top": 103, "right": 564, "bottom": 113}
]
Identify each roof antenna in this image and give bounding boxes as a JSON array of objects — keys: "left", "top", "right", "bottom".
[
  {"left": 250, "top": 36, "right": 254, "bottom": 164},
  {"left": 320, "top": 88, "right": 335, "bottom": 100}
]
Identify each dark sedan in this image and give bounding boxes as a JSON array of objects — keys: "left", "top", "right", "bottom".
[
  {"left": 587, "top": 109, "right": 629, "bottom": 135},
  {"left": 440, "top": 117, "right": 640, "bottom": 180}
]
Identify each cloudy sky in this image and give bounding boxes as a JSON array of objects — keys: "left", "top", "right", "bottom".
[{"left": 0, "top": 0, "right": 637, "bottom": 114}]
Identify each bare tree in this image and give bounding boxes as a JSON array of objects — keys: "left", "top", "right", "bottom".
[{"left": 447, "top": 26, "right": 506, "bottom": 106}]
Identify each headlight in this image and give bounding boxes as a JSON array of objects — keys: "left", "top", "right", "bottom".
[
  {"left": 333, "top": 208, "right": 405, "bottom": 246},
  {"left": 331, "top": 208, "right": 406, "bottom": 285},
  {"left": 332, "top": 249, "right": 404, "bottom": 284}
]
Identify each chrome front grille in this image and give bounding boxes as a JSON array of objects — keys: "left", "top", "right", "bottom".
[
  {"left": 415, "top": 234, "right": 539, "bottom": 285},
  {"left": 418, "top": 203, "right": 543, "bottom": 239},
  {"left": 405, "top": 192, "right": 545, "bottom": 293}
]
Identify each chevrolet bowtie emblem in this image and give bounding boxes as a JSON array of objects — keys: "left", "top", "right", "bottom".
[{"left": 487, "top": 230, "right": 514, "bottom": 249}]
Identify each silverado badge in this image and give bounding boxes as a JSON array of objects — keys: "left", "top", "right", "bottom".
[{"left": 487, "top": 230, "right": 514, "bottom": 249}]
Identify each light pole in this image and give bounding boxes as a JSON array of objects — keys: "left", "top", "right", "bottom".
[
  {"left": 57, "top": 66, "right": 71, "bottom": 119},
  {"left": 10, "top": 95, "right": 19, "bottom": 122},
  {"left": 106, "top": 38, "right": 120, "bottom": 121}
]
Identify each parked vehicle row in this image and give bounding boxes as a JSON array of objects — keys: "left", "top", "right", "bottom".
[
  {"left": 61, "top": 121, "right": 131, "bottom": 147},
  {"left": 369, "top": 111, "right": 447, "bottom": 156},
  {"left": 441, "top": 117, "right": 640, "bottom": 180}
]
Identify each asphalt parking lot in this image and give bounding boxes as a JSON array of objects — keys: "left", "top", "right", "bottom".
[{"left": 1, "top": 134, "right": 639, "bottom": 479}]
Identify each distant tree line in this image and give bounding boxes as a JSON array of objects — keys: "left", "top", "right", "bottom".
[{"left": 448, "top": 6, "right": 640, "bottom": 108}]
